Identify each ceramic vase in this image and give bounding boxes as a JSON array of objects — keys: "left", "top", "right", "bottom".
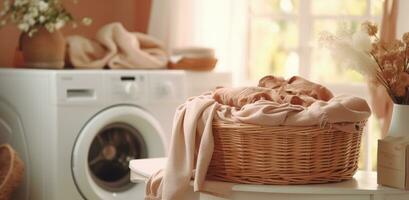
[
  {"left": 388, "top": 104, "right": 409, "bottom": 137},
  {"left": 20, "top": 28, "right": 66, "bottom": 69}
]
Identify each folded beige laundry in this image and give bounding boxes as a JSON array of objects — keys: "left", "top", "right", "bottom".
[{"left": 66, "top": 22, "right": 168, "bottom": 69}]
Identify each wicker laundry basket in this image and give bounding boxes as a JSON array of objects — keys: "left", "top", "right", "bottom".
[
  {"left": 0, "top": 144, "right": 24, "bottom": 200},
  {"left": 206, "top": 116, "right": 366, "bottom": 185}
]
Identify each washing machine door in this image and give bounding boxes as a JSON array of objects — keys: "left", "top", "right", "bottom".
[{"left": 72, "top": 105, "right": 166, "bottom": 200}]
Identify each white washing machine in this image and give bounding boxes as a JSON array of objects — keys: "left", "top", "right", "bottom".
[{"left": 0, "top": 69, "right": 231, "bottom": 200}]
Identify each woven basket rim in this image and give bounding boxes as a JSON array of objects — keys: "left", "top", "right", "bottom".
[
  {"left": 0, "top": 144, "right": 16, "bottom": 189},
  {"left": 213, "top": 117, "right": 366, "bottom": 134}
]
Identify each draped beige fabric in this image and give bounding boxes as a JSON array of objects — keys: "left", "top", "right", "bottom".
[{"left": 368, "top": 0, "right": 398, "bottom": 138}]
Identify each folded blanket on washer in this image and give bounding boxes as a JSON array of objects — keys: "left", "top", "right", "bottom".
[
  {"left": 66, "top": 22, "right": 168, "bottom": 69},
  {"left": 145, "top": 76, "right": 371, "bottom": 200}
]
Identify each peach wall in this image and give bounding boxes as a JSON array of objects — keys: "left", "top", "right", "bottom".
[{"left": 0, "top": 0, "right": 151, "bottom": 67}]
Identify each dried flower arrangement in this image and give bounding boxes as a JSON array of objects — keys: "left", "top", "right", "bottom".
[
  {"left": 0, "top": 0, "right": 92, "bottom": 37},
  {"left": 320, "top": 21, "right": 409, "bottom": 104}
]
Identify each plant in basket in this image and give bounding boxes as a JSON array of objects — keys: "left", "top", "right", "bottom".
[
  {"left": 0, "top": 0, "right": 92, "bottom": 68},
  {"left": 320, "top": 21, "right": 409, "bottom": 137}
]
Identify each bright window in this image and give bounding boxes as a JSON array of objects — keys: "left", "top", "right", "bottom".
[{"left": 247, "top": 0, "right": 384, "bottom": 171}]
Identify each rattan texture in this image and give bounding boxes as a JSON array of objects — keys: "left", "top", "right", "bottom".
[
  {"left": 0, "top": 144, "right": 24, "bottom": 200},
  {"left": 207, "top": 117, "right": 366, "bottom": 185}
]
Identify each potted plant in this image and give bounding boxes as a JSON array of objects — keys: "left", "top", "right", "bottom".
[
  {"left": 0, "top": 0, "right": 91, "bottom": 68},
  {"left": 320, "top": 21, "right": 409, "bottom": 137}
]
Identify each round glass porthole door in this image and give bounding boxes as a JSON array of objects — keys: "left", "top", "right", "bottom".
[
  {"left": 72, "top": 106, "right": 165, "bottom": 200},
  {"left": 88, "top": 123, "right": 147, "bottom": 191}
]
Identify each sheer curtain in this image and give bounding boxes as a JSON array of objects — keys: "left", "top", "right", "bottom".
[{"left": 148, "top": 0, "right": 248, "bottom": 85}]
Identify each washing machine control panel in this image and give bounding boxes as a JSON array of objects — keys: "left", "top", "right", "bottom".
[
  {"left": 148, "top": 72, "right": 186, "bottom": 103},
  {"left": 123, "top": 82, "right": 141, "bottom": 95},
  {"left": 108, "top": 74, "right": 147, "bottom": 102},
  {"left": 55, "top": 71, "right": 189, "bottom": 105},
  {"left": 56, "top": 73, "right": 104, "bottom": 105}
]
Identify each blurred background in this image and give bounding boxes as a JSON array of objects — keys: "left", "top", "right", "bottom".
[
  {"left": 147, "top": 0, "right": 408, "bottom": 171},
  {"left": 1, "top": 0, "right": 408, "bottom": 171}
]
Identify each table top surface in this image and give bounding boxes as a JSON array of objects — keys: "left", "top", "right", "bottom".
[{"left": 129, "top": 157, "right": 409, "bottom": 195}]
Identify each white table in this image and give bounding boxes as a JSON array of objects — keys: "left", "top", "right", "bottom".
[{"left": 130, "top": 158, "right": 409, "bottom": 200}]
